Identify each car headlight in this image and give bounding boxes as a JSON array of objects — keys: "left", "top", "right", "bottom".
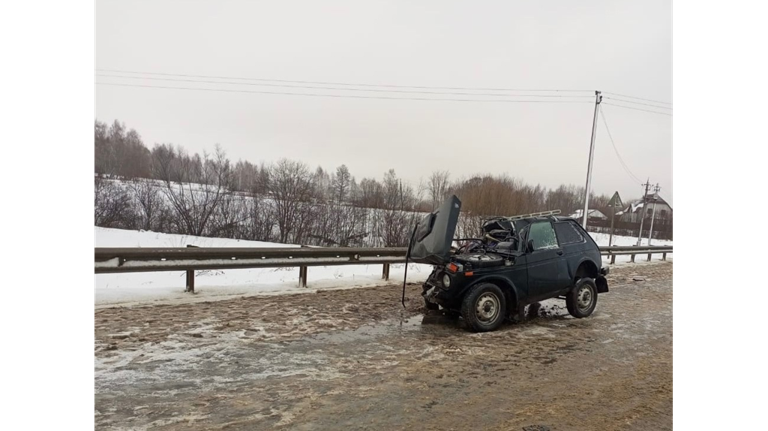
[{"left": 442, "top": 273, "right": 451, "bottom": 288}]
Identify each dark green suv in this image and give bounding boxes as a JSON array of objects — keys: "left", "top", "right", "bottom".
[{"left": 408, "top": 195, "right": 609, "bottom": 332}]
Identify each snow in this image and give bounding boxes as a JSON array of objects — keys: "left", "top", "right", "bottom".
[
  {"left": 94, "top": 227, "right": 431, "bottom": 307},
  {"left": 94, "top": 227, "right": 671, "bottom": 307},
  {"left": 94, "top": 226, "right": 298, "bottom": 249}
]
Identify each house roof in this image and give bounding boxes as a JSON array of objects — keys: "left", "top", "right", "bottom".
[
  {"left": 568, "top": 209, "right": 608, "bottom": 219},
  {"left": 625, "top": 193, "right": 672, "bottom": 213}
]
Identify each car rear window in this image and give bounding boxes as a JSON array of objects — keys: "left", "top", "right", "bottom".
[{"left": 554, "top": 222, "right": 585, "bottom": 245}]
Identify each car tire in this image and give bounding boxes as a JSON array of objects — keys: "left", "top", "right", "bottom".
[
  {"left": 566, "top": 277, "right": 598, "bottom": 318},
  {"left": 461, "top": 283, "right": 506, "bottom": 332}
]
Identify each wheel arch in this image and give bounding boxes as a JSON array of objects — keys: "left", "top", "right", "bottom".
[
  {"left": 463, "top": 275, "right": 520, "bottom": 311},
  {"left": 574, "top": 259, "right": 608, "bottom": 293},
  {"left": 574, "top": 258, "right": 599, "bottom": 281}
]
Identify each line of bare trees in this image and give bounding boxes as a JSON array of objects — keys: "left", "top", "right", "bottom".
[{"left": 95, "top": 119, "right": 630, "bottom": 246}]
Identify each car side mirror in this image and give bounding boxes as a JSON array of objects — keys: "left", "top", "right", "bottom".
[{"left": 526, "top": 239, "right": 535, "bottom": 253}]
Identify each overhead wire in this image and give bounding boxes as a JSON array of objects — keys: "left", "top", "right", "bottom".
[
  {"left": 599, "top": 106, "right": 644, "bottom": 185},
  {"left": 603, "top": 91, "right": 672, "bottom": 106},
  {"left": 95, "top": 68, "right": 594, "bottom": 93},
  {"left": 602, "top": 96, "right": 672, "bottom": 110},
  {"left": 95, "top": 82, "right": 596, "bottom": 103},
  {"left": 602, "top": 102, "right": 673, "bottom": 117},
  {"left": 95, "top": 73, "right": 595, "bottom": 98}
]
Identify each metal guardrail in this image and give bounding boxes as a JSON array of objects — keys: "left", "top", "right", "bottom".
[
  {"left": 600, "top": 245, "right": 673, "bottom": 264},
  {"left": 95, "top": 244, "right": 672, "bottom": 291}
]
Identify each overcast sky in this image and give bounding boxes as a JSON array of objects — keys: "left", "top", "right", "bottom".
[{"left": 95, "top": 0, "right": 672, "bottom": 205}]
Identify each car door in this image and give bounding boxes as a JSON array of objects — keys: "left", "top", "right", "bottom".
[{"left": 525, "top": 221, "right": 571, "bottom": 300}]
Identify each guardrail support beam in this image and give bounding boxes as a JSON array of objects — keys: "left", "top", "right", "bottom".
[
  {"left": 662, "top": 252, "right": 667, "bottom": 261},
  {"left": 631, "top": 253, "right": 636, "bottom": 263},
  {"left": 647, "top": 252, "right": 652, "bottom": 262},
  {"left": 610, "top": 253, "right": 616, "bottom": 265},
  {"left": 382, "top": 263, "right": 390, "bottom": 281},
  {"left": 299, "top": 266, "right": 308, "bottom": 288}
]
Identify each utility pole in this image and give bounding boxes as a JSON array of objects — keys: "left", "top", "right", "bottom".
[
  {"left": 647, "top": 184, "right": 661, "bottom": 245},
  {"left": 581, "top": 90, "right": 602, "bottom": 228},
  {"left": 636, "top": 179, "right": 651, "bottom": 246}
]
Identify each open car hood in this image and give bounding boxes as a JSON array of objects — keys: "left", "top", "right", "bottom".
[{"left": 408, "top": 195, "right": 462, "bottom": 265}]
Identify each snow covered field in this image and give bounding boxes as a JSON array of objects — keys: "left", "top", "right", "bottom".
[{"left": 94, "top": 227, "right": 671, "bottom": 307}]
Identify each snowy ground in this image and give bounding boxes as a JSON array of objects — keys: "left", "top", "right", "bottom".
[{"left": 94, "top": 227, "right": 671, "bottom": 307}]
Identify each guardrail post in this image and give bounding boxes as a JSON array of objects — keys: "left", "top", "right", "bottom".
[
  {"left": 382, "top": 263, "right": 390, "bottom": 281},
  {"left": 631, "top": 253, "right": 636, "bottom": 263},
  {"left": 662, "top": 252, "right": 667, "bottom": 261},
  {"left": 186, "top": 270, "right": 195, "bottom": 293},
  {"left": 610, "top": 253, "right": 616, "bottom": 265},
  {"left": 299, "top": 266, "right": 308, "bottom": 288},
  {"left": 185, "top": 244, "right": 198, "bottom": 293},
  {"left": 647, "top": 252, "right": 652, "bottom": 262}
]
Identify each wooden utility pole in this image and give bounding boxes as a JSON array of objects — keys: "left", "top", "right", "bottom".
[
  {"left": 581, "top": 90, "right": 602, "bottom": 228},
  {"left": 647, "top": 184, "right": 661, "bottom": 245},
  {"left": 636, "top": 180, "right": 651, "bottom": 246}
]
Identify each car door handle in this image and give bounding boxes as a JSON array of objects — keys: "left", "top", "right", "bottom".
[{"left": 556, "top": 250, "right": 563, "bottom": 255}]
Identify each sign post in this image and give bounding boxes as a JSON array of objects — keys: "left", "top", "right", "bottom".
[{"left": 607, "top": 192, "right": 623, "bottom": 247}]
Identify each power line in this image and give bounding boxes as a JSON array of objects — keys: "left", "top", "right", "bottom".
[
  {"left": 599, "top": 107, "right": 643, "bottom": 184},
  {"left": 96, "top": 74, "right": 595, "bottom": 99},
  {"left": 95, "top": 82, "right": 597, "bottom": 103},
  {"left": 602, "top": 102, "right": 673, "bottom": 117},
  {"left": 95, "top": 68, "right": 594, "bottom": 93},
  {"left": 602, "top": 96, "right": 672, "bottom": 110},
  {"left": 603, "top": 91, "right": 671, "bottom": 106}
]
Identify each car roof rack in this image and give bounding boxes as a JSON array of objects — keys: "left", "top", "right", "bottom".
[
  {"left": 483, "top": 209, "right": 561, "bottom": 223},
  {"left": 503, "top": 209, "right": 561, "bottom": 220}
]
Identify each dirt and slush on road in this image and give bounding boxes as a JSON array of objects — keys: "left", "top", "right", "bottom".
[{"left": 95, "top": 262, "right": 672, "bottom": 431}]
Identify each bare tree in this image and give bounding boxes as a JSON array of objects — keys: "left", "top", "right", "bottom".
[
  {"left": 331, "top": 164, "right": 352, "bottom": 204},
  {"left": 268, "top": 159, "right": 315, "bottom": 243},
  {"left": 127, "top": 178, "right": 162, "bottom": 230},
  {"left": 378, "top": 170, "right": 418, "bottom": 246},
  {"left": 154, "top": 144, "right": 233, "bottom": 236},
  {"left": 94, "top": 178, "right": 134, "bottom": 228},
  {"left": 356, "top": 177, "right": 384, "bottom": 209},
  {"left": 427, "top": 170, "right": 451, "bottom": 209}
]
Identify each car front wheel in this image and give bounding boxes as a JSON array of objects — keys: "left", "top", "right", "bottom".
[
  {"left": 566, "top": 277, "right": 598, "bottom": 318},
  {"left": 461, "top": 283, "right": 506, "bottom": 332}
]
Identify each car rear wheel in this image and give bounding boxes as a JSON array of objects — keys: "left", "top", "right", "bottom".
[
  {"left": 461, "top": 283, "right": 506, "bottom": 332},
  {"left": 566, "top": 277, "right": 598, "bottom": 318}
]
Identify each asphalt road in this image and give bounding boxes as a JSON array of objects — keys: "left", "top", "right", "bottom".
[{"left": 95, "top": 261, "right": 672, "bottom": 431}]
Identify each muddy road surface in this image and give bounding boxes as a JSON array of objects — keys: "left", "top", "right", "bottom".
[{"left": 95, "top": 262, "right": 672, "bottom": 430}]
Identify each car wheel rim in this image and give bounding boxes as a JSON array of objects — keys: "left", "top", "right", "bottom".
[
  {"left": 476, "top": 293, "right": 500, "bottom": 323},
  {"left": 576, "top": 285, "right": 594, "bottom": 311}
]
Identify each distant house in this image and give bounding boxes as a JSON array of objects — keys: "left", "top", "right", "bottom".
[
  {"left": 569, "top": 208, "right": 608, "bottom": 220},
  {"left": 617, "top": 193, "right": 672, "bottom": 223}
]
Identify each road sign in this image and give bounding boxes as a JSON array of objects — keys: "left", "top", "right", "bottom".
[{"left": 607, "top": 191, "right": 623, "bottom": 208}]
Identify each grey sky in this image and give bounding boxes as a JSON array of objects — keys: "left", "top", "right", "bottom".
[{"left": 95, "top": 0, "right": 672, "bottom": 205}]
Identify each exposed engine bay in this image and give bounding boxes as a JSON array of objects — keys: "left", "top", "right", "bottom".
[{"left": 451, "top": 217, "right": 521, "bottom": 268}]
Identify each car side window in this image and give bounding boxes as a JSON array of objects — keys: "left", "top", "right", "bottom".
[
  {"left": 554, "top": 221, "right": 585, "bottom": 246},
  {"left": 529, "top": 221, "right": 558, "bottom": 250}
]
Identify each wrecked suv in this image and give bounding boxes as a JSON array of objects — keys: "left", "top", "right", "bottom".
[{"left": 406, "top": 195, "right": 609, "bottom": 332}]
